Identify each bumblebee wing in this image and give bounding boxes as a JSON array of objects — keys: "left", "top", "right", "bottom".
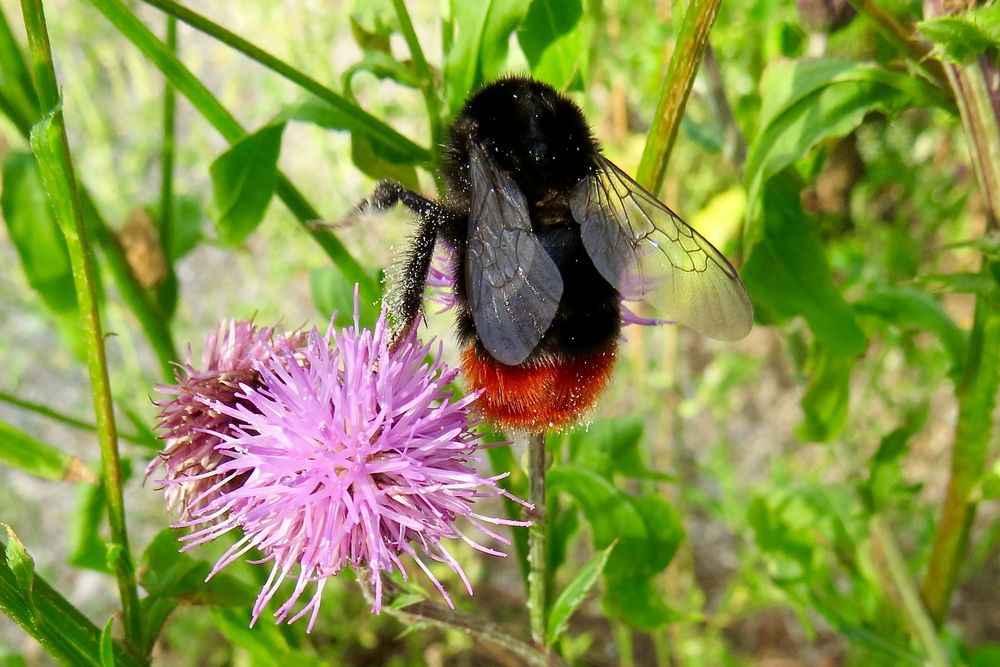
[
  {"left": 466, "top": 142, "right": 563, "bottom": 365},
  {"left": 570, "top": 156, "right": 753, "bottom": 341}
]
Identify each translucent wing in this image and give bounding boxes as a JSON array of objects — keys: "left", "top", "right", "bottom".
[
  {"left": 570, "top": 156, "right": 753, "bottom": 341},
  {"left": 466, "top": 142, "right": 564, "bottom": 365}
]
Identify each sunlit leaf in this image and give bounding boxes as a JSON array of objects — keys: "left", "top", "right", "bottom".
[
  {"left": 210, "top": 122, "right": 285, "bottom": 246},
  {"left": 0, "top": 419, "right": 94, "bottom": 483},
  {"left": 443, "top": 0, "right": 532, "bottom": 111},
  {"left": 518, "top": 0, "right": 589, "bottom": 90},
  {"left": 743, "top": 172, "right": 867, "bottom": 356},
  {"left": 546, "top": 541, "right": 615, "bottom": 645},
  {"left": 795, "top": 343, "right": 855, "bottom": 442}
]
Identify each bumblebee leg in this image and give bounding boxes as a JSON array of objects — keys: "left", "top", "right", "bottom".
[{"left": 351, "top": 181, "right": 457, "bottom": 345}]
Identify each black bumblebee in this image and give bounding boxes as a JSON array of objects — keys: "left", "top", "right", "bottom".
[{"left": 354, "top": 76, "right": 753, "bottom": 430}]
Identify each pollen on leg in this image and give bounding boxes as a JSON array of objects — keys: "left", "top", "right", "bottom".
[{"left": 460, "top": 345, "right": 617, "bottom": 430}]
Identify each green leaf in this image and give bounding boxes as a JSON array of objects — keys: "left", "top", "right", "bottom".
[
  {"left": 916, "top": 272, "right": 1000, "bottom": 299},
  {"left": 69, "top": 481, "right": 111, "bottom": 573},
  {"left": 546, "top": 541, "right": 615, "bottom": 645},
  {"left": 2, "top": 525, "right": 35, "bottom": 617},
  {"left": 795, "top": 343, "right": 855, "bottom": 442},
  {"left": 518, "top": 0, "right": 589, "bottom": 90},
  {"left": 742, "top": 172, "right": 867, "bottom": 356},
  {"left": 0, "top": 534, "right": 142, "bottom": 667},
  {"left": 211, "top": 608, "right": 325, "bottom": 667},
  {"left": 277, "top": 97, "right": 425, "bottom": 166},
  {"left": 0, "top": 152, "right": 83, "bottom": 342},
  {"left": 745, "top": 59, "right": 947, "bottom": 247},
  {"left": 0, "top": 419, "right": 94, "bottom": 483},
  {"left": 351, "top": 134, "right": 420, "bottom": 190},
  {"left": 0, "top": 6, "right": 38, "bottom": 133},
  {"left": 980, "top": 460, "right": 1000, "bottom": 501},
  {"left": 166, "top": 194, "right": 204, "bottom": 262},
  {"left": 567, "top": 416, "right": 672, "bottom": 481},
  {"left": 443, "top": 0, "right": 532, "bottom": 111},
  {"left": 209, "top": 122, "right": 286, "bottom": 246},
  {"left": 548, "top": 467, "right": 684, "bottom": 629},
  {"left": 485, "top": 441, "right": 528, "bottom": 579},
  {"left": 858, "top": 423, "right": 923, "bottom": 512},
  {"left": 139, "top": 529, "right": 250, "bottom": 607},
  {"left": 919, "top": 3, "right": 1000, "bottom": 64},
  {"left": 99, "top": 618, "right": 114, "bottom": 667},
  {"left": 310, "top": 267, "right": 380, "bottom": 330},
  {"left": 855, "top": 286, "right": 966, "bottom": 378}
]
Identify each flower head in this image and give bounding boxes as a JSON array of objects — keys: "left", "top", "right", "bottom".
[
  {"left": 150, "top": 321, "right": 304, "bottom": 517},
  {"left": 169, "top": 309, "right": 526, "bottom": 631}
]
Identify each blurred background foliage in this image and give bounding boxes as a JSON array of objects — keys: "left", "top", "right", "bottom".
[{"left": 1, "top": 0, "right": 999, "bottom": 665}]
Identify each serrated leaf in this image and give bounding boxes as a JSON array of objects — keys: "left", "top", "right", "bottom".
[
  {"left": 743, "top": 172, "right": 867, "bottom": 356},
  {"left": 0, "top": 419, "right": 95, "bottom": 482},
  {"left": 546, "top": 541, "right": 614, "bottom": 645},
  {"left": 919, "top": 4, "right": 1000, "bottom": 64},
  {"left": 518, "top": 0, "right": 589, "bottom": 90},
  {"left": 443, "top": 0, "right": 532, "bottom": 111},
  {"left": 210, "top": 123, "right": 285, "bottom": 246}
]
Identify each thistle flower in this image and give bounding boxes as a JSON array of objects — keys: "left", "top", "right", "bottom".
[
  {"left": 171, "top": 309, "right": 527, "bottom": 631},
  {"left": 150, "top": 321, "right": 304, "bottom": 517}
]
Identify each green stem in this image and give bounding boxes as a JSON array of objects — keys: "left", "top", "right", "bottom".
[
  {"left": 87, "top": 0, "right": 380, "bottom": 304},
  {"left": 18, "top": 0, "right": 143, "bottom": 653},
  {"left": 365, "top": 579, "right": 567, "bottom": 667},
  {"left": 636, "top": 0, "right": 721, "bottom": 193},
  {"left": 136, "top": 0, "right": 430, "bottom": 165},
  {"left": 157, "top": 12, "right": 178, "bottom": 316},
  {"left": 922, "top": 289, "right": 1000, "bottom": 623},
  {"left": 0, "top": 390, "right": 153, "bottom": 447},
  {"left": 527, "top": 430, "right": 548, "bottom": 649},
  {"left": 920, "top": 0, "right": 1000, "bottom": 625},
  {"left": 870, "top": 516, "right": 949, "bottom": 667},
  {"left": 390, "top": 0, "right": 445, "bottom": 186},
  {"left": 0, "top": 539, "right": 144, "bottom": 667},
  {"left": 0, "top": 7, "right": 179, "bottom": 378}
]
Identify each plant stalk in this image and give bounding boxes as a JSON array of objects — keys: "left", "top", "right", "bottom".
[
  {"left": 636, "top": 0, "right": 722, "bottom": 193},
  {"left": 920, "top": 0, "right": 1000, "bottom": 625},
  {"left": 527, "top": 430, "right": 548, "bottom": 648},
  {"left": 871, "top": 516, "right": 949, "bottom": 667},
  {"left": 19, "top": 0, "right": 143, "bottom": 652}
]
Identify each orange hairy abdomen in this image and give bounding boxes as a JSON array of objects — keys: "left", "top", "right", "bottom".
[{"left": 460, "top": 345, "right": 617, "bottom": 431}]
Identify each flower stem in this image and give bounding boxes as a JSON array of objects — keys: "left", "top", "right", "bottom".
[
  {"left": 527, "top": 430, "right": 548, "bottom": 648},
  {"left": 365, "top": 579, "right": 567, "bottom": 667},
  {"left": 18, "top": 0, "right": 142, "bottom": 653},
  {"left": 636, "top": 0, "right": 722, "bottom": 194},
  {"left": 870, "top": 516, "right": 949, "bottom": 667}
]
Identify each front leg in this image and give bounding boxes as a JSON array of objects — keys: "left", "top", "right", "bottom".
[{"left": 351, "top": 181, "right": 459, "bottom": 345}]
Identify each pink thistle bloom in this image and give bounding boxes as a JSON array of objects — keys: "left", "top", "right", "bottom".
[
  {"left": 174, "top": 309, "right": 528, "bottom": 631},
  {"left": 150, "top": 321, "right": 305, "bottom": 518}
]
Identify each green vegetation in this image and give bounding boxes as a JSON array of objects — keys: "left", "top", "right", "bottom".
[{"left": 1, "top": 0, "right": 999, "bottom": 664}]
